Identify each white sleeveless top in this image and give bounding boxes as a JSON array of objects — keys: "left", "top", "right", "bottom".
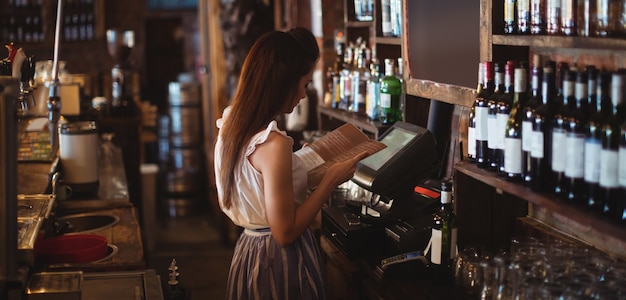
[{"left": 214, "top": 107, "right": 308, "bottom": 230}]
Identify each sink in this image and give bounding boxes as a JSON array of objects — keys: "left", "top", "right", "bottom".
[{"left": 57, "top": 213, "right": 120, "bottom": 234}]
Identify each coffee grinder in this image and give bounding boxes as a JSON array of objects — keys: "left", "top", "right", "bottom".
[{"left": 106, "top": 29, "right": 137, "bottom": 116}]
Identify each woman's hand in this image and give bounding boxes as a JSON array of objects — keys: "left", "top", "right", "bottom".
[{"left": 322, "top": 151, "right": 370, "bottom": 187}]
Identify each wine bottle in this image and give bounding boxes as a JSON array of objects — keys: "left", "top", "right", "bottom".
[
  {"left": 598, "top": 72, "right": 625, "bottom": 221},
  {"left": 504, "top": 64, "right": 529, "bottom": 181},
  {"left": 576, "top": 0, "right": 595, "bottom": 37},
  {"left": 564, "top": 69, "right": 588, "bottom": 205},
  {"left": 331, "top": 42, "right": 346, "bottom": 109},
  {"left": 379, "top": 58, "right": 402, "bottom": 125},
  {"left": 488, "top": 62, "right": 506, "bottom": 171},
  {"left": 476, "top": 61, "right": 495, "bottom": 169},
  {"left": 504, "top": 0, "right": 517, "bottom": 34},
  {"left": 397, "top": 57, "right": 406, "bottom": 122},
  {"left": 560, "top": 0, "right": 576, "bottom": 35},
  {"left": 546, "top": 0, "right": 561, "bottom": 35},
  {"left": 517, "top": 0, "right": 531, "bottom": 34},
  {"left": 339, "top": 43, "right": 354, "bottom": 111},
  {"left": 530, "top": 0, "right": 546, "bottom": 34},
  {"left": 468, "top": 62, "right": 484, "bottom": 163},
  {"left": 552, "top": 66, "right": 575, "bottom": 199},
  {"left": 350, "top": 46, "right": 369, "bottom": 115},
  {"left": 497, "top": 61, "right": 517, "bottom": 175},
  {"left": 530, "top": 62, "right": 557, "bottom": 193},
  {"left": 366, "top": 52, "right": 381, "bottom": 121},
  {"left": 522, "top": 56, "right": 543, "bottom": 185},
  {"left": 585, "top": 71, "right": 611, "bottom": 212},
  {"left": 430, "top": 179, "right": 457, "bottom": 283}
]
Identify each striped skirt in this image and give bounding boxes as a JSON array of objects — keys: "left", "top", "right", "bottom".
[{"left": 226, "top": 227, "right": 327, "bottom": 300}]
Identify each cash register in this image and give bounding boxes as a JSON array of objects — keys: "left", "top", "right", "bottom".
[{"left": 321, "top": 122, "right": 442, "bottom": 262}]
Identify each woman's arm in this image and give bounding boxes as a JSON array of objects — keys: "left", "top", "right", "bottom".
[{"left": 251, "top": 132, "right": 367, "bottom": 247}]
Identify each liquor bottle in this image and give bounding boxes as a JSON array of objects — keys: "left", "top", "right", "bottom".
[
  {"left": 504, "top": 64, "right": 529, "bottom": 181},
  {"left": 595, "top": 0, "right": 619, "bottom": 37},
  {"left": 530, "top": 0, "right": 546, "bottom": 34},
  {"left": 397, "top": 57, "right": 406, "bottom": 121},
  {"left": 350, "top": 46, "right": 369, "bottom": 115},
  {"left": 488, "top": 62, "right": 506, "bottom": 171},
  {"left": 381, "top": 0, "right": 393, "bottom": 37},
  {"left": 430, "top": 179, "right": 457, "bottom": 284},
  {"left": 564, "top": 69, "right": 589, "bottom": 205},
  {"left": 497, "top": 61, "right": 517, "bottom": 175},
  {"left": 366, "top": 53, "right": 381, "bottom": 120},
  {"left": 331, "top": 42, "right": 346, "bottom": 109},
  {"left": 518, "top": 0, "right": 531, "bottom": 34},
  {"left": 339, "top": 43, "right": 354, "bottom": 111},
  {"left": 504, "top": 0, "right": 517, "bottom": 34},
  {"left": 530, "top": 62, "right": 557, "bottom": 193},
  {"left": 598, "top": 72, "right": 624, "bottom": 221},
  {"left": 551, "top": 67, "right": 575, "bottom": 199},
  {"left": 577, "top": 0, "right": 596, "bottom": 37},
  {"left": 546, "top": 0, "right": 561, "bottom": 35},
  {"left": 468, "top": 62, "right": 485, "bottom": 163},
  {"left": 476, "top": 62, "right": 496, "bottom": 169},
  {"left": 560, "top": 0, "right": 576, "bottom": 35},
  {"left": 585, "top": 71, "right": 611, "bottom": 212},
  {"left": 522, "top": 56, "right": 543, "bottom": 185},
  {"left": 379, "top": 58, "right": 402, "bottom": 125}
]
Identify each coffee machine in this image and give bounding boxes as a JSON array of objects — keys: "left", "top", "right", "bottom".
[{"left": 106, "top": 29, "right": 137, "bottom": 116}]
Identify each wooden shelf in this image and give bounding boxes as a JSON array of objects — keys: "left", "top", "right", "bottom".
[
  {"left": 454, "top": 160, "right": 626, "bottom": 248},
  {"left": 405, "top": 78, "right": 476, "bottom": 107},
  {"left": 492, "top": 34, "right": 626, "bottom": 50},
  {"left": 373, "top": 36, "right": 401, "bottom": 45},
  {"left": 318, "top": 106, "right": 389, "bottom": 137}
]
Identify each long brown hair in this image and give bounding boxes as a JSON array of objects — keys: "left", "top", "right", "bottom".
[{"left": 218, "top": 27, "right": 320, "bottom": 209}]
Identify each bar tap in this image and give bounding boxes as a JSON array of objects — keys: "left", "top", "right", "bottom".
[{"left": 48, "top": 0, "right": 64, "bottom": 149}]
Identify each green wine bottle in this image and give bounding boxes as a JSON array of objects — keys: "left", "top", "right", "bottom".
[{"left": 379, "top": 58, "right": 402, "bottom": 125}]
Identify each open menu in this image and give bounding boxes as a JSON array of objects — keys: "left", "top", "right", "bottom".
[{"left": 295, "top": 123, "right": 386, "bottom": 188}]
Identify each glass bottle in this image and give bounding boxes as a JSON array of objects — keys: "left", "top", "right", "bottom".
[
  {"left": 551, "top": 66, "right": 575, "bottom": 199},
  {"left": 564, "top": 69, "right": 588, "bottom": 205},
  {"left": 505, "top": 0, "right": 517, "bottom": 34},
  {"left": 488, "top": 62, "right": 506, "bottom": 172},
  {"left": 379, "top": 58, "right": 402, "bottom": 125},
  {"left": 477, "top": 62, "right": 496, "bottom": 169},
  {"left": 522, "top": 56, "right": 543, "bottom": 185},
  {"left": 598, "top": 72, "right": 624, "bottom": 220},
  {"left": 561, "top": 0, "right": 576, "bottom": 35},
  {"left": 381, "top": 0, "right": 393, "bottom": 37},
  {"left": 331, "top": 42, "right": 346, "bottom": 109},
  {"left": 530, "top": 62, "right": 557, "bottom": 193},
  {"left": 585, "top": 71, "right": 610, "bottom": 212},
  {"left": 531, "top": 0, "right": 547, "bottom": 34},
  {"left": 505, "top": 64, "right": 529, "bottom": 182},
  {"left": 468, "top": 62, "right": 484, "bottom": 163},
  {"left": 546, "top": 0, "right": 562, "bottom": 35},
  {"left": 350, "top": 46, "right": 369, "bottom": 115},
  {"left": 596, "top": 0, "right": 621, "bottom": 37},
  {"left": 577, "top": 0, "right": 597, "bottom": 37},
  {"left": 366, "top": 53, "right": 381, "bottom": 121},
  {"left": 497, "top": 61, "right": 517, "bottom": 175},
  {"left": 430, "top": 179, "right": 457, "bottom": 284},
  {"left": 397, "top": 57, "right": 406, "bottom": 122},
  {"left": 339, "top": 43, "right": 354, "bottom": 111},
  {"left": 518, "top": 0, "right": 531, "bottom": 34}
]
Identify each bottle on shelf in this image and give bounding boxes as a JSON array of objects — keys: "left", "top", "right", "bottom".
[
  {"left": 551, "top": 65, "right": 574, "bottom": 199},
  {"left": 576, "top": 0, "right": 595, "bottom": 37},
  {"left": 595, "top": 0, "right": 621, "bottom": 37},
  {"left": 339, "top": 43, "right": 354, "bottom": 111},
  {"left": 598, "top": 72, "right": 625, "bottom": 221},
  {"left": 585, "top": 70, "right": 610, "bottom": 212},
  {"left": 517, "top": 0, "right": 531, "bottom": 34},
  {"left": 366, "top": 50, "right": 381, "bottom": 121},
  {"left": 487, "top": 62, "right": 505, "bottom": 172},
  {"left": 504, "top": 0, "right": 517, "bottom": 34},
  {"left": 563, "top": 68, "right": 589, "bottom": 205},
  {"left": 379, "top": 58, "right": 402, "bottom": 125},
  {"left": 546, "top": 0, "right": 562, "bottom": 35},
  {"left": 522, "top": 55, "right": 543, "bottom": 185},
  {"left": 476, "top": 61, "right": 495, "bottom": 169},
  {"left": 468, "top": 62, "right": 485, "bottom": 163},
  {"left": 350, "top": 45, "right": 369, "bottom": 115},
  {"left": 497, "top": 61, "right": 517, "bottom": 175},
  {"left": 530, "top": 0, "right": 547, "bottom": 35},
  {"left": 560, "top": 0, "right": 576, "bottom": 35},
  {"left": 397, "top": 57, "right": 406, "bottom": 122},
  {"left": 530, "top": 61, "right": 557, "bottom": 193},
  {"left": 381, "top": 0, "right": 393, "bottom": 37},
  {"left": 504, "top": 63, "right": 529, "bottom": 182},
  {"left": 330, "top": 42, "right": 346, "bottom": 109},
  {"left": 430, "top": 178, "right": 457, "bottom": 284}
]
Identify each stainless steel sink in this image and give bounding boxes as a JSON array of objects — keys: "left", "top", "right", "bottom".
[{"left": 57, "top": 213, "right": 120, "bottom": 234}]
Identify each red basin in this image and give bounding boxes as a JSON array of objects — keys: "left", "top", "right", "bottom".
[{"left": 35, "top": 234, "right": 108, "bottom": 264}]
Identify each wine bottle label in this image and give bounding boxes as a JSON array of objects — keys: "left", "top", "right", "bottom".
[
  {"left": 475, "top": 106, "right": 489, "bottom": 141},
  {"left": 496, "top": 113, "right": 508, "bottom": 150},
  {"left": 530, "top": 130, "right": 544, "bottom": 158},
  {"left": 504, "top": 0, "right": 516, "bottom": 24},
  {"left": 551, "top": 129, "right": 567, "bottom": 172},
  {"left": 619, "top": 147, "right": 626, "bottom": 187},
  {"left": 488, "top": 114, "right": 498, "bottom": 149},
  {"left": 504, "top": 137, "right": 522, "bottom": 173},
  {"left": 584, "top": 140, "right": 601, "bottom": 183},
  {"left": 380, "top": 93, "right": 391, "bottom": 108},
  {"left": 599, "top": 149, "right": 619, "bottom": 188},
  {"left": 468, "top": 127, "right": 476, "bottom": 157},
  {"left": 522, "top": 121, "right": 533, "bottom": 151},
  {"left": 431, "top": 228, "right": 443, "bottom": 264},
  {"left": 565, "top": 133, "right": 585, "bottom": 178}
]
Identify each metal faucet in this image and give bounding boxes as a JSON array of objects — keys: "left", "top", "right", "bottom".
[{"left": 48, "top": 0, "right": 64, "bottom": 149}]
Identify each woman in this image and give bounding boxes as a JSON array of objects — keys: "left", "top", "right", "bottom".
[{"left": 214, "top": 27, "right": 368, "bottom": 299}]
